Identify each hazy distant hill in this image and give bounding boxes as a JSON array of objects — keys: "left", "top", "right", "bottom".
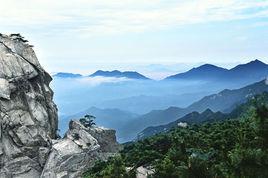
[
  {"left": 166, "top": 64, "right": 227, "bottom": 80},
  {"left": 165, "top": 60, "right": 268, "bottom": 83},
  {"left": 138, "top": 92, "right": 268, "bottom": 139},
  {"left": 89, "top": 70, "right": 150, "bottom": 80},
  {"left": 121, "top": 106, "right": 189, "bottom": 141},
  {"left": 138, "top": 109, "right": 226, "bottom": 139},
  {"left": 59, "top": 78, "right": 268, "bottom": 142},
  {"left": 53, "top": 72, "right": 82, "bottom": 78},
  {"left": 228, "top": 60, "right": 268, "bottom": 79},
  {"left": 188, "top": 79, "right": 268, "bottom": 112},
  {"left": 124, "top": 79, "right": 268, "bottom": 141},
  {"left": 95, "top": 93, "right": 207, "bottom": 114}
]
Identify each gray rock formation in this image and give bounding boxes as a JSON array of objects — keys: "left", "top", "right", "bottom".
[
  {"left": 41, "top": 120, "right": 120, "bottom": 178},
  {"left": 0, "top": 34, "right": 120, "bottom": 178},
  {"left": 0, "top": 33, "right": 58, "bottom": 178}
]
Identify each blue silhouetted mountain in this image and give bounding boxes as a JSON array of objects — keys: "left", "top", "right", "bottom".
[
  {"left": 123, "top": 79, "right": 268, "bottom": 141},
  {"left": 165, "top": 64, "right": 228, "bottom": 80},
  {"left": 89, "top": 70, "right": 150, "bottom": 80},
  {"left": 137, "top": 91, "right": 268, "bottom": 139},
  {"left": 94, "top": 93, "right": 206, "bottom": 115},
  {"left": 165, "top": 60, "right": 268, "bottom": 82},
  {"left": 53, "top": 72, "right": 82, "bottom": 78},
  {"left": 228, "top": 59, "right": 268, "bottom": 80},
  {"left": 137, "top": 109, "right": 226, "bottom": 139},
  {"left": 187, "top": 78, "right": 268, "bottom": 112}
]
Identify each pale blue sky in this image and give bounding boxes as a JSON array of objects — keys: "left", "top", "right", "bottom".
[{"left": 0, "top": 0, "right": 268, "bottom": 78}]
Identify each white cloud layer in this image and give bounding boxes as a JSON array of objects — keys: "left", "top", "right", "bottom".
[
  {"left": 1, "top": 0, "right": 268, "bottom": 36},
  {"left": 76, "top": 76, "right": 132, "bottom": 86}
]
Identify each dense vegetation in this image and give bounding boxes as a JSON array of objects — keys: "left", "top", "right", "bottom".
[{"left": 84, "top": 93, "right": 268, "bottom": 178}]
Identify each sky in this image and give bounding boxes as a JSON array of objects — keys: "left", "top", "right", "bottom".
[{"left": 0, "top": 0, "right": 268, "bottom": 78}]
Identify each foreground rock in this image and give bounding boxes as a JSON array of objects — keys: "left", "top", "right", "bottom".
[
  {"left": 0, "top": 34, "right": 120, "bottom": 178},
  {"left": 0, "top": 33, "right": 58, "bottom": 178},
  {"left": 41, "top": 120, "right": 120, "bottom": 178}
]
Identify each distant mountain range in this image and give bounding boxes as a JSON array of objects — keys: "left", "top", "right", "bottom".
[
  {"left": 89, "top": 70, "right": 150, "bottom": 80},
  {"left": 138, "top": 92, "right": 268, "bottom": 139},
  {"left": 53, "top": 70, "right": 150, "bottom": 80},
  {"left": 95, "top": 93, "right": 207, "bottom": 114},
  {"left": 53, "top": 60, "right": 268, "bottom": 83},
  {"left": 53, "top": 72, "right": 82, "bottom": 78},
  {"left": 165, "top": 60, "right": 268, "bottom": 83},
  {"left": 60, "top": 78, "right": 268, "bottom": 142},
  {"left": 123, "top": 79, "right": 268, "bottom": 141},
  {"left": 188, "top": 78, "right": 268, "bottom": 112},
  {"left": 166, "top": 64, "right": 228, "bottom": 80},
  {"left": 137, "top": 109, "right": 226, "bottom": 139},
  {"left": 61, "top": 78, "right": 268, "bottom": 142}
]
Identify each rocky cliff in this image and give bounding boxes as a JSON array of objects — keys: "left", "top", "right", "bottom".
[{"left": 0, "top": 34, "right": 120, "bottom": 178}]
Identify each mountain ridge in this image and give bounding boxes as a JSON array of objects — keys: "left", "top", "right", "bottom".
[
  {"left": 53, "top": 72, "right": 83, "bottom": 78},
  {"left": 188, "top": 78, "right": 268, "bottom": 112},
  {"left": 89, "top": 70, "right": 150, "bottom": 80},
  {"left": 137, "top": 108, "right": 227, "bottom": 139},
  {"left": 123, "top": 78, "right": 268, "bottom": 141},
  {"left": 138, "top": 91, "right": 268, "bottom": 139},
  {"left": 165, "top": 59, "right": 268, "bottom": 81}
]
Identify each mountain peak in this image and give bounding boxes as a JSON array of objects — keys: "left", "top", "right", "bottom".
[
  {"left": 90, "top": 70, "right": 150, "bottom": 80},
  {"left": 53, "top": 72, "right": 82, "bottom": 78},
  {"left": 250, "top": 59, "right": 265, "bottom": 64},
  {"left": 165, "top": 63, "right": 227, "bottom": 80},
  {"left": 165, "top": 60, "right": 268, "bottom": 81},
  {"left": 231, "top": 59, "right": 268, "bottom": 71},
  {"left": 202, "top": 108, "right": 214, "bottom": 115},
  {"left": 245, "top": 59, "right": 267, "bottom": 67},
  {"left": 197, "top": 64, "right": 224, "bottom": 69}
]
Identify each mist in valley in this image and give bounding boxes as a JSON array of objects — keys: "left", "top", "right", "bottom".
[{"left": 52, "top": 74, "right": 255, "bottom": 142}]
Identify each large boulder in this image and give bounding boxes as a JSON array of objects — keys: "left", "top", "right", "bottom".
[
  {"left": 41, "top": 120, "right": 120, "bottom": 178},
  {"left": 0, "top": 34, "right": 58, "bottom": 177}
]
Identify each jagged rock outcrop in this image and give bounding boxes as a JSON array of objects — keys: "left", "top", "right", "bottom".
[
  {"left": 0, "top": 34, "right": 120, "bottom": 178},
  {"left": 41, "top": 120, "right": 120, "bottom": 178},
  {"left": 0, "top": 33, "right": 58, "bottom": 178}
]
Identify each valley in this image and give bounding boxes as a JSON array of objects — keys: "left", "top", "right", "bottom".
[{"left": 53, "top": 60, "right": 268, "bottom": 142}]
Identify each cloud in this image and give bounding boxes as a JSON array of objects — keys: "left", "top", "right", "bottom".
[
  {"left": 1, "top": 0, "right": 268, "bottom": 36},
  {"left": 251, "top": 21, "right": 268, "bottom": 27},
  {"left": 77, "top": 76, "right": 132, "bottom": 86}
]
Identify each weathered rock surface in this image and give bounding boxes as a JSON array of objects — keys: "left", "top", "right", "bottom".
[
  {"left": 0, "top": 33, "right": 58, "bottom": 178},
  {"left": 0, "top": 34, "right": 120, "bottom": 178},
  {"left": 41, "top": 120, "right": 120, "bottom": 178}
]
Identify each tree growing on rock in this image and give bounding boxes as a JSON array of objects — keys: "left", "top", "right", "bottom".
[{"left": 79, "top": 114, "right": 96, "bottom": 128}]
